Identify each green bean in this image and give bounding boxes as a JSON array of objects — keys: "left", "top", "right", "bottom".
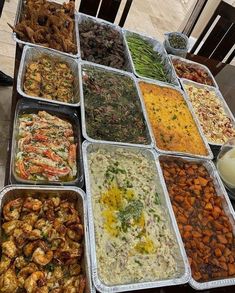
[{"left": 127, "top": 34, "right": 170, "bottom": 82}]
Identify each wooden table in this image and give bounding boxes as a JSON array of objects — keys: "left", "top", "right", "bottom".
[{"left": 4, "top": 45, "right": 235, "bottom": 293}]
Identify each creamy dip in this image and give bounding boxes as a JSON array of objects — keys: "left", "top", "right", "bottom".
[{"left": 88, "top": 146, "right": 180, "bottom": 285}]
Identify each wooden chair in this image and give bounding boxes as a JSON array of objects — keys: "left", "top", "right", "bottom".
[
  {"left": 190, "top": 1, "right": 235, "bottom": 64},
  {"left": 79, "top": 0, "right": 133, "bottom": 27},
  {"left": 0, "top": 0, "right": 5, "bottom": 17}
]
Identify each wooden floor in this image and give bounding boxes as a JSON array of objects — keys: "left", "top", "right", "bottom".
[{"left": 0, "top": 0, "right": 195, "bottom": 187}]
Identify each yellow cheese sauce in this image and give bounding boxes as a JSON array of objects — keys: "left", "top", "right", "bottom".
[
  {"left": 88, "top": 146, "right": 180, "bottom": 285},
  {"left": 139, "top": 82, "right": 208, "bottom": 156}
]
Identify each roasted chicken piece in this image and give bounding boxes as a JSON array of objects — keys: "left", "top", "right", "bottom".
[{"left": 9, "top": 0, "right": 76, "bottom": 54}]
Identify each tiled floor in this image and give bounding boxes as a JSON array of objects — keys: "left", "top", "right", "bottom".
[{"left": 0, "top": 0, "right": 195, "bottom": 188}]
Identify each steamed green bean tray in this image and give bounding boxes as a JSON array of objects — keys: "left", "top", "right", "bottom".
[{"left": 126, "top": 34, "right": 170, "bottom": 82}]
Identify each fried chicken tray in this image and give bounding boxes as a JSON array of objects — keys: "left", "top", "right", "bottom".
[{"left": 10, "top": 0, "right": 79, "bottom": 58}]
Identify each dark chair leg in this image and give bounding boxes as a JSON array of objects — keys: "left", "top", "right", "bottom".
[
  {"left": 98, "top": 0, "right": 122, "bottom": 23},
  {"left": 226, "top": 49, "right": 235, "bottom": 64},
  {"left": 119, "top": 0, "right": 133, "bottom": 27},
  {"left": 0, "top": 0, "right": 5, "bottom": 18},
  {"left": 79, "top": 0, "right": 101, "bottom": 17}
]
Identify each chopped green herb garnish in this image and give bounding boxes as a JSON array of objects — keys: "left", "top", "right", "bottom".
[
  {"left": 154, "top": 192, "right": 160, "bottom": 205},
  {"left": 134, "top": 259, "right": 142, "bottom": 266}
]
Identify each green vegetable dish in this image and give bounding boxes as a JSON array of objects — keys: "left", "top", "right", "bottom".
[
  {"left": 88, "top": 145, "right": 180, "bottom": 285},
  {"left": 82, "top": 65, "right": 151, "bottom": 145},
  {"left": 168, "top": 34, "right": 187, "bottom": 49},
  {"left": 126, "top": 33, "right": 170, "bottom": 82}
]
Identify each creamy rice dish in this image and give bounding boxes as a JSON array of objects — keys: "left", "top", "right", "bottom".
[{"left": 88, "top": 146, "right": 180, "bottom": 285}]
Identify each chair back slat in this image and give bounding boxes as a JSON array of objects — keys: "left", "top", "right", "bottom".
[
  {"left": 211, "top": 23, "right": 235, "bottom": 61},
  {"left": 98, "top": 0, "right": 122, "bottom": 23},
  {"left": 78, "top": 0, "right": 132, "bottom": 27},
  {"left": 198, "top": 17, "right": 233, "bottom": 57},
  {"left": 79, "top": 0, "right": 101, "bottom": 17},
  {"left": 190, "top": 1, "right": 235, "bottom": 63}
]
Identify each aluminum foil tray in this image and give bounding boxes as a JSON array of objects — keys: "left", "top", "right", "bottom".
[
  {"left": 0, "top": 184, "right": 95, "bottom": 293},
  {"left": 181, "top": 78, "right": 235, "bottom": 147},
  {"left": 79, "top": 61, "right": 154, "bottom": 149},
  {"left": 136, "top": 78, "right": 214, "bottom": 160},
  {"left": 77, "top": 12, "right": 132, "bottom": 72},
  {"left": 82, "top": 140, "right": 191, "bottom": 293},
  {"left": 169, "top": 54, "right": 218, "bottom": 88},
  {"left": 156, "top": 154, "right": 235, "bottom": 290},
  {"left": 13, "top": 0, "right": 79, "bottom": 58},
  {"left": 17, "top": 45, "right": 80, "bottom": 107},
  {"left": 10, "top": 98, "right": 84, "bottom": 187},
  {"left": 123, "top": 29, "right": 180, "bottom": 88}
]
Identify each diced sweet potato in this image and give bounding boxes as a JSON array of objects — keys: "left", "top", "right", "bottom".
[
  {"left": 214, "top": 248, "right": 222, "bottom": 257},
  {"left": 193, "top": 231, "right": 202, "bottom": 238},
  {"left": 184, "top": 231, "right": 191, "bottom": 239},
  {"left": 202, "top": 235, "right": 210, "bottom": 244},
  {"left": 213, "top": 221, "right": 224, "bottom": 231},
  {"left": 161, "top": 158, "right": 235, "bottom": 283},
  {"left": 177, "top": 214, "right": 188, "bottom": 224},
  {"left": 228, "top": 263, "right": 235, "bottom": 276},
  {"left": 198, "top": 176, "right": 208, "bottom": 186},
  {"left": 184, "top": 225, "right": 193, "bottom": 231},
  {"left": 219, "top": 262, "right": 228, "bottom": 271},
  {"left": 193, "top": 271, "right": 202, "bottom": 281},
  {"left": 205, "top": 202, "right": 213, "bottom": 210},
  {"left": 224, "top": 247, "right": 231, "bottom": 257},
  {"left": 217, "top": 234, "right": 228, "bottom": 244},
  {"left": 175, "top": 195, "right": 184, "bottom": 203},
  {"left": 229, "top": 255, "right": 234, "bottom": 264},
  {"left": 218, "top": 256, "right": 226, "bottom": 263},
  {"left": 203, "top": 229, "right": 213, "bottom": 237},
  {"left": 215, "top": 243, "right": 225, "bottom": 251}
]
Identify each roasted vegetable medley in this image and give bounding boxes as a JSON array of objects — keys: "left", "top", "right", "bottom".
[
  {"left": 172, "top": 58, "right": 214, "bottom": 86},
  {"left": 82, "top": 65, "right": 150, "bottom": 144},
  {"left": 79, "top": 19, "right": 128, "bottom": 70},
  {"left": 24, "top": 56, "right": 75, "bottom": 103},
  {"left": 15, "top": 111, "right": 77, "bottom": 182},
  {"left": 0, "top": 196, "right": 86, "bottom": 292},
  {"left": 161, "top": 157, "right": 235, "bottom": 282},
  {"left": 126, "top": 33, "right": 171, "bottom": 82},
  {"left": 184, "top": 83, "right": 235, "bottom": 144}
]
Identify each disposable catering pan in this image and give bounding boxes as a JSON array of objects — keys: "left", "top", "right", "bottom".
[
  {"left": 12, "top": 0, "right": 79, "bottom": 58},
  {"left": 0, "top": 185, "right": 95, "bottom": 293},
  {"left": 136, "top": 78, "right": 213, "bottom": 160},
  {"left": 181, "top": 79, "right": 235, "bottom": 146},
  {"left": 169, "top": 54, "right": 218, "bottom": 88},
  {"left": 156, "top": 154, "right": 235, "bottom": 290},
  {"left": 76, "top": 12, "right": 132, "bottom": 72},
  {"left": 79, "top": 61, "right": 154, "bottom": 148},
  {"left": 17, "top": 45, "right": 81, "bottom": 107},
  {"left": 82, "top": 140, "right": 191, "bottom": 293},
  {"left": 10, "top": 98, "right": 84, "bottom": 187},
  {"left": 123, "top": 29, "right": 180, "bottom": 88}
]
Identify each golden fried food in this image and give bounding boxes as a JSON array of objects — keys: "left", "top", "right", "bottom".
[
  {"left": 0, "top": 196, "right": 86, "bottom": 292},
  {"left": 9, "top": 0, "right": 77, "bottom": 54},
  {"left": 23, "top": 56, "right": 75, "bottom": 103}
]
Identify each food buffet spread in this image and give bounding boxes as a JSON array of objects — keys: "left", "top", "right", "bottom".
[{"left": 0, "top": 0, "right": 235, "bottom": 292}]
